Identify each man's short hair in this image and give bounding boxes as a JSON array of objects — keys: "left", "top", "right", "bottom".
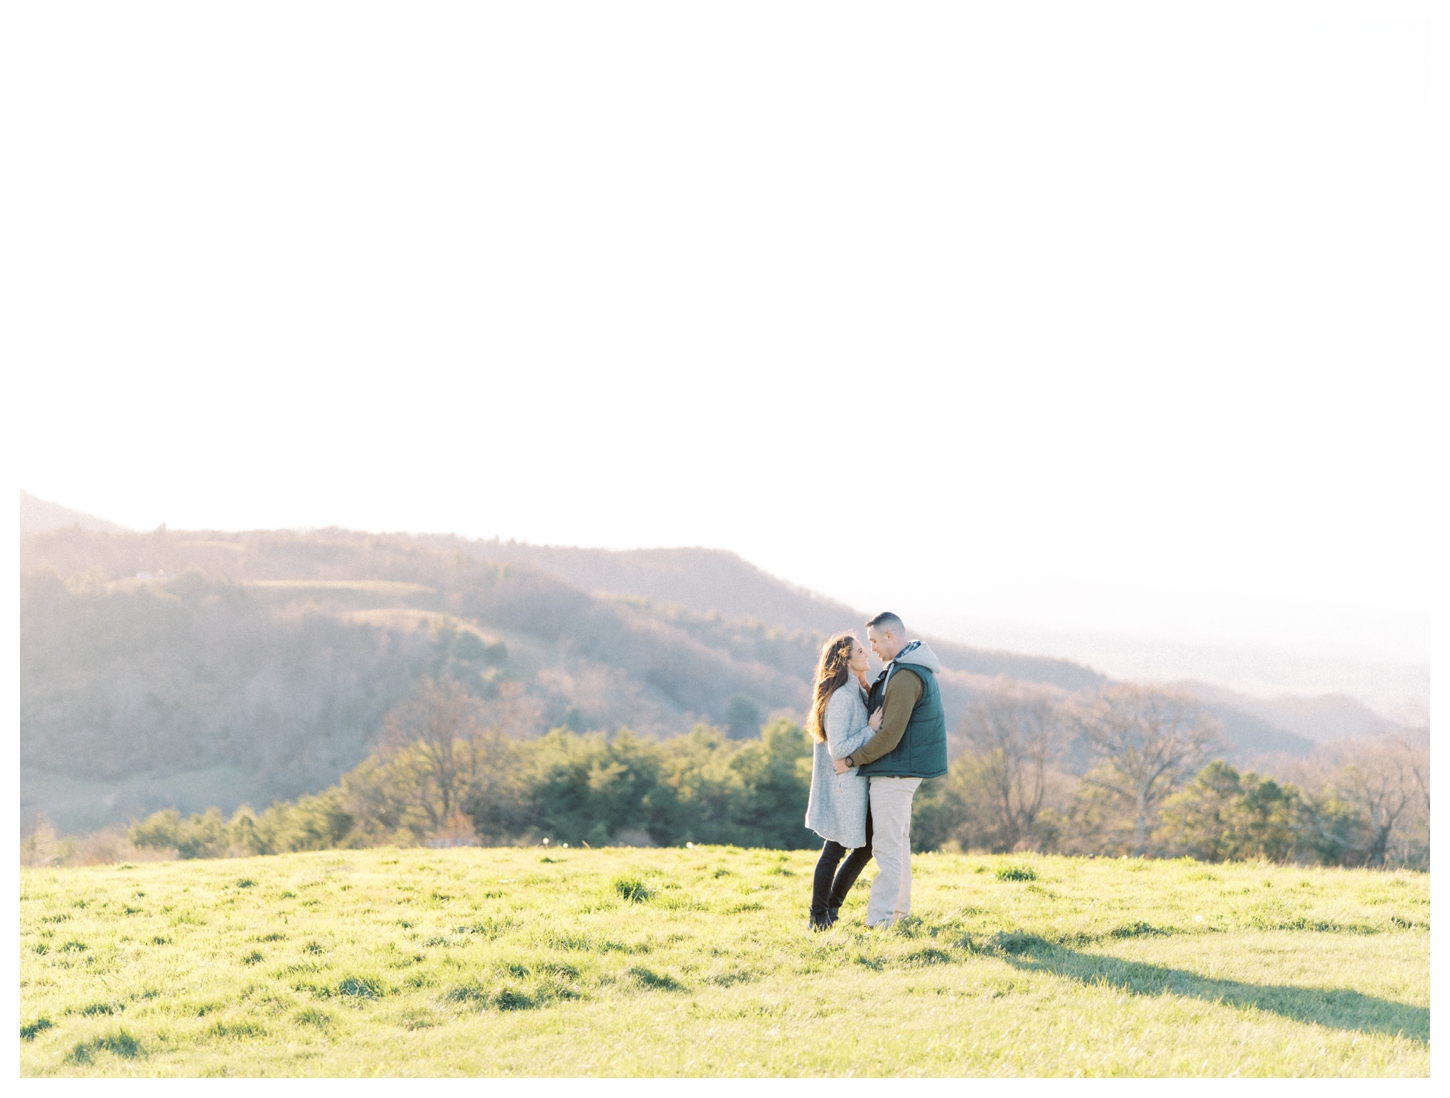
[{"left": 866, "top": 611, "right": 904, "bottom": 634}]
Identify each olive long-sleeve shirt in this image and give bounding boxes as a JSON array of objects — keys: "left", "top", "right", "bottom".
[{"left": 845, "top": 667, "right": 923, "bottom": 769}]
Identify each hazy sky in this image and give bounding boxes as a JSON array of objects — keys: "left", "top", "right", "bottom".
[{"left": 9, "top": 3, "right": 1437, "bottom": 671}]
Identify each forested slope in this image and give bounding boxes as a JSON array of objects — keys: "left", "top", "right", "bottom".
[
  {"left": 20, "top": 527, "right": 822, "bottom": 829},
  {"left": 20, "top": 522, "right": 1311, "bottom": 835},
  {"left": 450, "top": 538, "right": 1106, "bottom": 691}
]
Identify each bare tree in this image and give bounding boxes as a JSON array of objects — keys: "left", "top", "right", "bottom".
[
  {"left": 1332, "top": 731, "right": 1428, "bottom": 867},
  {"left": 374, "top": 677, "right": 547, "bottom": 840},
  {"left": 958, "top": 676, "right": 1068, "bottom": 851},
  {"left": 458, "top": 682, "right": 539, "bottom": 841},
  {"left": 379, "top": 677, "right": 480, "bottom": 830},
  {"left": 1070, "top": 684, "right": 1222, "bottom": 856}
]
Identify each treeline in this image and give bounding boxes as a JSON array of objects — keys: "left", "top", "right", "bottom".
[
  {"left": 915, "top": 678, "right": 1430, "bottom": 870},
  {"left": 26, "top": 676, "right": 1422, "bottom": 872},
  {"left": 94, "top": 678, "right": 820, "bottom": 857}
]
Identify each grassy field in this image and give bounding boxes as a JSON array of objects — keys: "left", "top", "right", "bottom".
[{"left": 19, "top": 846, "right": 1429, "bottom": 1077}]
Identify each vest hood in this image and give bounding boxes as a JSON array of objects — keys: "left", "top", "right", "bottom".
[{"left": 891, "top": 639, "right": 942, "bottom": 677}]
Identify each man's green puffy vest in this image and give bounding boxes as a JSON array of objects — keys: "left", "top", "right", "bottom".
[{"left": 858, "top": 661, "right": 948, "bottom": 779}]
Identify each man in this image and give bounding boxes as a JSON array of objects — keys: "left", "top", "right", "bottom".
[{"left": 833, "top": 612, "right": 947, "bottom": 927}]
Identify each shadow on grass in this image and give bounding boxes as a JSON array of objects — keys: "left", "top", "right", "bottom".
[{"left": 995, "top": 935, "right": 1427, "bottom": 1044}]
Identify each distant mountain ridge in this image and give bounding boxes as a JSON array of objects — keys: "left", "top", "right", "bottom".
[
  {"left": 1177, "top": 682, "right": 1391, "bottom": 743},
  {"left": 20, "top": 490, "right": 129, "bottom": 538},
  {"left": 20, "top": 501, "right": 1348, "bottom": 833},
  {"left": 421, "top": 538, "right": 1334, "bottom": 758},
  {"left": 442, "top": 537, "right": 1106, "bottom": 693}
]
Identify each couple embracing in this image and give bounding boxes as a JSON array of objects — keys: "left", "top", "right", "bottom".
[{"left": 803, "top": 612, "right": 947, "bottom": 931}]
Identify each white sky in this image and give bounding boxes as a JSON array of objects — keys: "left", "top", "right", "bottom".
[{"left": 7, "top": 2, "right": 1439, "bottom": 677}]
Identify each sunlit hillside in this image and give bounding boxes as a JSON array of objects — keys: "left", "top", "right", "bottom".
[{"left": 21, "top": 517, "right": 1339, "bottom": 837}]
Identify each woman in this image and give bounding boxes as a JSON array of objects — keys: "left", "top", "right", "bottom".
[{"left": 803, "top": 632, "right": 882, "bottom": 930}]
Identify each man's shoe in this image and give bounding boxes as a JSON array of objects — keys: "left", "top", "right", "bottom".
[
  {"left": 808, "top": 914, "right": 832, "bottom": 932},
  {"left": 825, "top": 905, "right": 841, "bottom": 926}
]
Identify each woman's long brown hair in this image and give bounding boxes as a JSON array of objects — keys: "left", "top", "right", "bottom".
[{"left": 806, "top": 632, "right": 858, "bottom": 743}]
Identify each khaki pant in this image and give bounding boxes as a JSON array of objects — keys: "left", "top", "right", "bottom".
[{"left": 864, "top": 776, "right": 923, "bottom": 927}]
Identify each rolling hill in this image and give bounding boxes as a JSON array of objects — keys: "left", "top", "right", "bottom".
[
  {"left": 19, "top": 501, "right": 1318, "bottom": 834},
  {"left": 1179, "top": 682, "right": 1392, "bottom": 743},
  {"left": 436, "top": 537, "right": 1108, "bottom": 691},
  {"left": 20, "top": 490, "right": 129, "bottom": 538}
]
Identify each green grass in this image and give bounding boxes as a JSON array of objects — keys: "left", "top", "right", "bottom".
[{"left": 19, "top": 848, "right": 1428, "bottom": 1076}]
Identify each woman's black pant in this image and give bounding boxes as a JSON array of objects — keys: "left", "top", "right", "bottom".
[{"left": 810, "top": 809, "right": 873, "bottom": 923}]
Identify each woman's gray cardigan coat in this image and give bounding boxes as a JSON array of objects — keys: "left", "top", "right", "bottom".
[{"left": 804, "top": 681, "right": 873, "bottom": 848}]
